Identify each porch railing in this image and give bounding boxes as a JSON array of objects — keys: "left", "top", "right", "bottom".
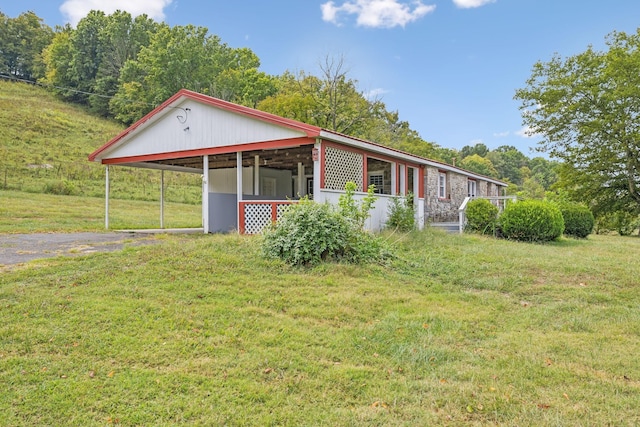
[
  {"left": 458, "top": 196, "right": 517, "bottom": 233},
  {"left": 239, "top": 201, "right": 297, "bottom": 234}
]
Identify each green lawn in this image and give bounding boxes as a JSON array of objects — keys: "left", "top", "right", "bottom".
[
  {"left": 0, "top": 190, "right": 201, "bottom": 233},
  {"left": 1, "top": 192, "right": 639, "bottom": 425}
]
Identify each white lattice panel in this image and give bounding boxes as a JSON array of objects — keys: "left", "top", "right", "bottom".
[
  {"left": 276, "top": 203, "right": 291, "bottom": 220},
  {"left": 324, "top": 146, "right": 363, "bottom": 191},
  {"left": 243, "top": 203, "right": 272, "bottom": 234}
]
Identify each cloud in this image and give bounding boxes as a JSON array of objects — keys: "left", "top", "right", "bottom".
[
  {"left": 493, "top": 131, "right": 509, "bottom": 137},
  {"left": 363, "top": 87, "right": 389, "bottom": 99},
  {"left": 516, "top": 126, "right": 540, "bottom": 139},
  {"left": 321, "top": 0, "right": 436, "bottom": 28},
  {"left": 60, "top": 0, "right": 173, "bottom": 26},
  {"left": 452, "top": 0, "right": 495, "bottom": 9}
]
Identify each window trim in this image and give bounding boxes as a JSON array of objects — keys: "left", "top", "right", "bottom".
[{"left": 438, "top": 170, "right": 448, "bottom": 199}]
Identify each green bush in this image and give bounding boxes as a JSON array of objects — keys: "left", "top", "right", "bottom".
[
  {"left": 262, "top": 183, "right": 393, "bottom": 266},
  {"left": 559, "top": 203, "right": 594, "bottom": 238},
  {"left": 464, "top": 198, "right": 499, "bottom": 235},
  {"left": 386, "top": 193, "right": 415, "bottom": 232},
  {"left": 261, "top": 198, "right": 350, "bottom": 266},
  {"left": 43, "top": 179, "right": 78, "bottom": 196},
  {"left": 499, "top": 200, "right": 564, "bottom": 242}
]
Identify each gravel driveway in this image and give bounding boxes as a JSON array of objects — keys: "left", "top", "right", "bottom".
[{"left": 0, "top": 232, "right": 157, "bottom": 267}]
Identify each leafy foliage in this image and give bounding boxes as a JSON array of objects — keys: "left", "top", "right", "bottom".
[
  {"left": 515, "top": 30, "right": 640, "bottom": 217},
  {"left": 558, "top": 203, "right": 594, "bottom": 238},
  {"left": 499, "top": 200, "right": 564, "bottom": 242},
  {"left": 595, "top": 211, "right": 640, "bottom": 236},
  {"left": 459, "top": 154, "right": 499, "bottom": 178},
  {"left": 262, "top": 183, "right": 391, "bottom": 266},
  {"left": 464, "top": 198, "right": 499, "bottom": 235},
  {"left": 386, "top": 193, "right": 415, "bottom": 232}
]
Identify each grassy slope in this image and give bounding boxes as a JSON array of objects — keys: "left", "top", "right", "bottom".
[
  {"left": 1, "top": 221, "right": 639, "bottom": 425},
  {"left": 0, "top": 80, "right": 200, "bottom": 203}
]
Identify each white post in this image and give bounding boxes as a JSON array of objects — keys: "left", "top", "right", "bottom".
[
  {"left": 237, "top": 152, "right": 243, "bottom": 234},
  {"left": 254, "top": 154, "right": 260, "bottom": 195},
  {"left": 202, "top": 155, "right": 209, "bottom": 234},
  {"left": 313, "top": 140, "right": 321, "bottom": 201},
  {"left": 297, "top": 162, "right": 304, "bottom": 197},
  {"left": 160, "top": 169, "right": 165, "bottom": 229},
  {"left": 105, "top": 165, "right": 110, "bottom": 230}
]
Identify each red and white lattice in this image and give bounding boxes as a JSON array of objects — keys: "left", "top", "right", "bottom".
[{"left": 243, "top": 203, "right": 273, "bottom": 234}]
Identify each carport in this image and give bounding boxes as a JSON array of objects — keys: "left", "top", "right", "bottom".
[{"left": 89, "top": 89, "right": 427, "bottom": 233}]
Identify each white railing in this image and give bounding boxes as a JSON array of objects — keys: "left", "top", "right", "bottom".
[{"left": 458, "top": 196, "right": 517, "bottom": 233}]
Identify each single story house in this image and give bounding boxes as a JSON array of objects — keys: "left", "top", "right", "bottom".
[{"left": 89, "top": 89, "right": 507, "bottom": 233}]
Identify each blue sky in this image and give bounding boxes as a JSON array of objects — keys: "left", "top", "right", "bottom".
[{"left": 4, "top": 0, "right": 640, "bottom": 155}]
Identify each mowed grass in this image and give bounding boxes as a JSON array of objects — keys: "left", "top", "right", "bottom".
[
  {"left": 1, "top": 204, "right": 639, "bottom": 425},
  {"left": 0, "top": 190, "right": 201, "bottom": 233}
]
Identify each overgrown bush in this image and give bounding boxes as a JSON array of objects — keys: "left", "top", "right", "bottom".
[
  {"left": 499, "top": 200, "right": 564, "bottom": 242},
  {"left": 464, "top": 198, "right": 499, "bottom": 235},
  {"left": 386, "top": 193, "right": 415, "bottom": 232},
  {"left": 43, "top": 179, "right": 78, "bottom": 196},
  {"left": 262, "top": 183, "right": 393, "bottom": 266},
  {"left": 559, "top": 203, "right": 594, "bottom": 238}
]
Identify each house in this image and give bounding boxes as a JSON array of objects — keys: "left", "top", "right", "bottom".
[{"left": 89, "top": 89, "right": 507, "bottom": 233}]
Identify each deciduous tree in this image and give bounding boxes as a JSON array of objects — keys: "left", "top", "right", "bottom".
[{"left": 515, "top": 30, "right": 640, "bottom": 216}]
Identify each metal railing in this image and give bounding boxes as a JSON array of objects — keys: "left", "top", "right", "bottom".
[{"left": 458, "top": 196, "right": 517, "bottom": 233}]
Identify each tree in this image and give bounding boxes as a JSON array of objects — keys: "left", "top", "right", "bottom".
[
  {"left": 486, "top": 145, "right": 528, "bottom": 185},
  {"left": 459, "top": 142, "right": 488, "bottom": 159},
  {"left": 111, "top": 23, "right": 272, "bottom": 124},
  {"left": 459, "top": 154, "right": 498, "bottom": 178},
  {"left": 515, "top": 30, "right": 640, "bottom": 216},
  {"left": 0, "top": 11, "right": 53, "bottom": 80}
]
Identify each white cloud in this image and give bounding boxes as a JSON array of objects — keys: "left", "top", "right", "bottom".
[
  {"left": 452, "top": 0, "right": 495, "bottom": 9},
  {"left": 516, "top": 126, "right": 540, "bottom": 139},
  {"left": 364, "top": 87, "right": 389, "bottom": 99},
  {"left": 60, "top": 0, "right": 173, "bottom": 26},
  {"left": 493, "top": 131, "right": 509, "bottom": 137},
  {"left": 321, "top": 0, "right": 436, "bottom": 28},
  {"left": 470, "top": 138, "right": 484, "bottom": 145}
]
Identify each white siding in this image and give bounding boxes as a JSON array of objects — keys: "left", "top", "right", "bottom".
[{"left": 100, "top": 99, "right": 307, "bottom": 160}]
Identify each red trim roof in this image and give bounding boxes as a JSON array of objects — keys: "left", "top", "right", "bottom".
[{"left": 88, "top": 89, "right": 322, "bottom": 162}]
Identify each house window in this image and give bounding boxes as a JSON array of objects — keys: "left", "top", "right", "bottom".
[
  {"left": 367, "top": 157, "right": 392, "bottom": 194},
  {"left": 368, "top": 173, "right": 384, "bottom": 194},
  {"left": 438, "top": 171, "right": 447, "bottom": 199},
  {"left": 468, "top": 179, "right": 477, "bottom": 197}
]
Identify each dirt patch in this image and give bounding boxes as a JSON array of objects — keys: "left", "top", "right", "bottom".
[{"left": 0, "top": 232, "right": 158, "bottom": 268}]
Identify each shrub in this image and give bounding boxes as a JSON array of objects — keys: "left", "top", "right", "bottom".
[
  {"left": 499, "top": 200, "right": 564, "bottom": 242},
  {"left": 262, "top": 183, "right": 393, "bottom": 266},
  {"left": 464, "top": 198, "right": 499, "bottom": 235},
  {"left": 43, "top": 179, "right": 78, "bottom": 196},
  {"left": 261, "top": 198, "right": 350, "bottom": 266},
  {"left": 559, "top": 203, "right": 594, "bottom": 238},
  {"left": 386, "top": 193, "right": 415, "bottom": 232}
]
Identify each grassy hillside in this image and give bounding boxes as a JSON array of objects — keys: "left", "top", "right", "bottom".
[
  {"left": 1, "top": 225, "right": 639, "bottom": 425},
  {"left": 0, "top": 80, "right": 200, "bottom": 204}
]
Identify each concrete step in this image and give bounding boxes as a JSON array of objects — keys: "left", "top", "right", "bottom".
[{"left": 429, "top": 222, "right": 460, "bottom": 233}]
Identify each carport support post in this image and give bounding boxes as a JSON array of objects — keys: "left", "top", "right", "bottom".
[
  {"left": 160, "top": 169, "right": 164, "bottom": 229},
  {"left": 105, "top": 165, "right": 110, "bottom": 230},
  {"left": 202, "top": 155, "right": 209, "bottom": 234},
  {"left": 237, "top": 152, "right": 243, "bottom": 233}
]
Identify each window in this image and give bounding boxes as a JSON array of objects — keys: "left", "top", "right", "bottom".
[
  {"left": 468, "top": 179, "right": 477, "bottom": 197},
  {"left": 438, "top": 171, "right": 447, "bottom": 199},
  {"left": 368, "top": 173, "right": 384, "bottom": 194}
]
